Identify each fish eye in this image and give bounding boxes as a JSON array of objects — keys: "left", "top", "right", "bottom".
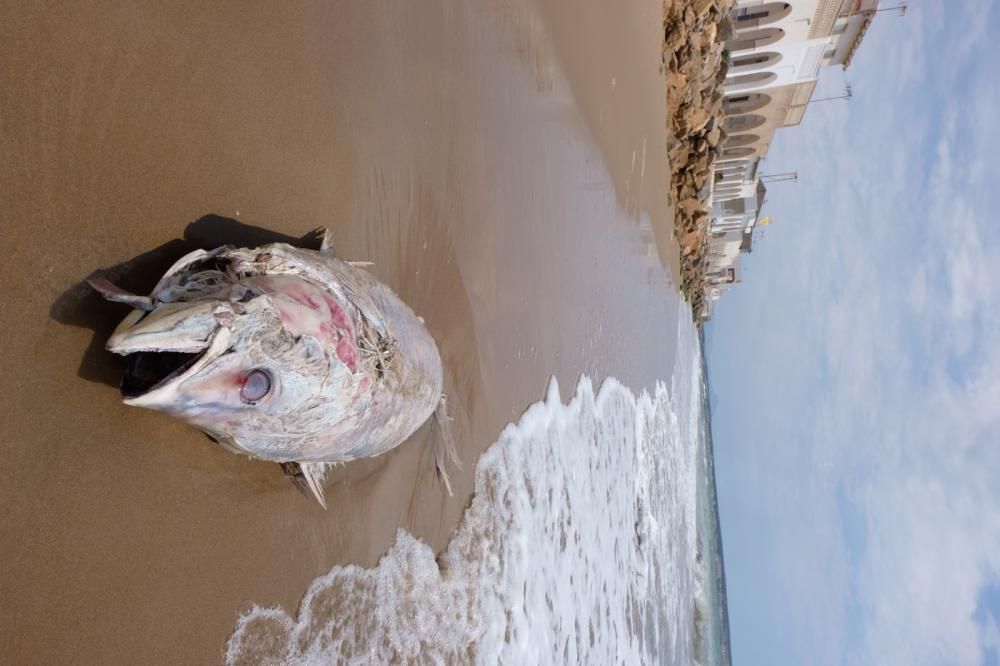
[{"left": 241, "top": 369, "right": 272, "bottom": 404}]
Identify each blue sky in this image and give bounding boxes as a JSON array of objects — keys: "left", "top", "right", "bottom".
[{"left": 706, "top": 3, "right": 1000, "bottom": 665}]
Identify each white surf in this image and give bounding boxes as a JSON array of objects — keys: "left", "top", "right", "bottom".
[{"left": 226, "top": 313, "right": 702, "bottom": 665}]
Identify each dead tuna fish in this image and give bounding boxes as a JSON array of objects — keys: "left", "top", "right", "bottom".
[{"left": 89, "top": 232, "right": 456, "bottom": 507}]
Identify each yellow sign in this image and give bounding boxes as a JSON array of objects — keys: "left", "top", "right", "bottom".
[{"left": 758, "top": 216, "right": 772, "bottom": 226}]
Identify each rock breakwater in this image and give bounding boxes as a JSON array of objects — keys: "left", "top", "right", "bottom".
[{"left": 661, "top": 0, "right": 734, "bottom": 319}]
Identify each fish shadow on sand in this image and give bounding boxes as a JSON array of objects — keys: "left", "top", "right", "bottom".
[{"left": 50, "top": 214, "right": 324, "bottom": 388}]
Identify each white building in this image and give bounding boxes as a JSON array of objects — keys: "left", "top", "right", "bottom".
[
  {"left": 702, "top": 0, "right": 880, "bottom": 312},
  {"left": 714, "top": 0, "right": 879, "bottom": 184}
]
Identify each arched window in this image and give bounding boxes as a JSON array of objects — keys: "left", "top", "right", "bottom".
[
  {"left": 725, "top": 133, "right": 760, "bottom": 148},
  {"left": 715, "top": 175, "right": 746, "bottom": 186},
  {"left": 725, "top": 114, "right": 767, "bottom": 133},
  {"left": 722, "top": 146, "right": 757, "bottom": 159},
  {"left": 729, "top": 51, "right": 783, "bottom": 74},
  {"left": 725, "top": 71, "right": 778, "bottom": 92},
  {"left": 716, "top": 162, "right": 748, "bottom": 174},
  {"left": 724, "top": 92, "right": 771, "bottom": 115},
  {"left": 714, "top": 183, "right": 744, "bottom": 193},
  {"left": 727, "top": 27, "right": 784, "bottom": 53},
  {"left": 714, "top": 174, "right": 745, "bottom": 187},
  {"left": 732, "top": 3, "right": 792, "bottom": 29},
  {"left": 716, "top": 154, "right": 752, "bottom": 165},
  {"left": 716, "top": 158, "right": 747, "bottom": 168}
]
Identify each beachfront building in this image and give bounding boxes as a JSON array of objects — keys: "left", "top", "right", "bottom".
[
  {"left": 703, "top": 0, "right": 880, "bottom": 312},
  {"left": 702, "top": 181, "right": 765, "bottom": 315},
  {"left": 712, "top": 180, "right": 766, "bottom": 234},
  {"left": 714, "top": 0, "right": 879, "bottom": 184},
  {"left": 704, "top": 231, "right": 747, "bottom": 299}
]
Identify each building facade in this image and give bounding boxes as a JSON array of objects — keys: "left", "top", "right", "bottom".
[{"left": 701, "top": 0, "right": 880, "bottom": 315}]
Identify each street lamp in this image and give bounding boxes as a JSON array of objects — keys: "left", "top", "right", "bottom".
[
  {"left": 875, "top": 3, "right": 908, "bottom": 16},
  {"left": 808, "top": 86, "right": 853, "bottom": 104},
  {"left": 759, "top": 172, "right": 798, "bottom": 184}
]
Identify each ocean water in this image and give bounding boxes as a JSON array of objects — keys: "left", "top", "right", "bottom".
[
  {"left": 226, "top": 307, "right": 729, "bottom": 665},
  {"left": 694, "top": 334, "right": 732, "bottom": 666}
]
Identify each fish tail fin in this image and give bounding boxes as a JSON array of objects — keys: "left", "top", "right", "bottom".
[
  {"left": 280, "top": 462, "right": 329, "bottom": 509},
  {"left": 433, "top": 396, "right": 461, "bottom": 497}
]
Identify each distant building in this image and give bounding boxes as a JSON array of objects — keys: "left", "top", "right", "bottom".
[
  {"left": 702, "top": 0, "right": 880, "bottom": 314},
  {"left": 712, "top": 180, "right": 766, "bottom": 234}
]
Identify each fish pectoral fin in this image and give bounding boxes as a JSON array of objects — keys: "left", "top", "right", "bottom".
[
  {"left": 280, "top": 462, "right": 329, "bottom": 509},
  {"left": 433, "top": 396, "right": 462, "bottom": 497},
  {"left": 87, "top": 275, "right": 154, "bottom": 311},
  {"left": 319, "top": 228, "right": 336, "bottom": 256}
]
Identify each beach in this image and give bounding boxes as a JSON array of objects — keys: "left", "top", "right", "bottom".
[{"left": 1, "top": 0, "right": 690, "bottom": 662}]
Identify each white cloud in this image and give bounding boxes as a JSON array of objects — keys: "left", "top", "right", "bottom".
[{"left": 711, "top": 4, "right": 1000, "bottom": 665}]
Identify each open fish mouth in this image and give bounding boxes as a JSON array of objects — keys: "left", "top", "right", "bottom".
[
  {"left": 100, "top": 299, "right": 234, "bottom": 406},
  {"left": 121, "top": 349, "right": 207, "bottom": 398},
  {"left": 114, "top": 326, "right": 233, "bottom": 408}
]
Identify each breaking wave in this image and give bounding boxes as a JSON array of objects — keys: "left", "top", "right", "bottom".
[{"left": 226, "top": 324, "right": 703, "bottom": 664}]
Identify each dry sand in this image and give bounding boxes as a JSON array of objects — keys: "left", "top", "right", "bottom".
[{"left": 1, "top": 0, "right": 683, "bottom": 662}]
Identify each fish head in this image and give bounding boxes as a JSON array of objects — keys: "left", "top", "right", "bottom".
[{"left": 103, "top": 275, "right": 355, "bottom": 460}]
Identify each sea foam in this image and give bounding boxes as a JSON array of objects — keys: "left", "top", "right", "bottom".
[{"left": 227, "top": 318, "right": 703, "bottom": 665}]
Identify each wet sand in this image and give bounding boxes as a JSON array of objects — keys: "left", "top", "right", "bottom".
[{"left": 1, "top": 1, "right": 682, "bottom": 662}]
